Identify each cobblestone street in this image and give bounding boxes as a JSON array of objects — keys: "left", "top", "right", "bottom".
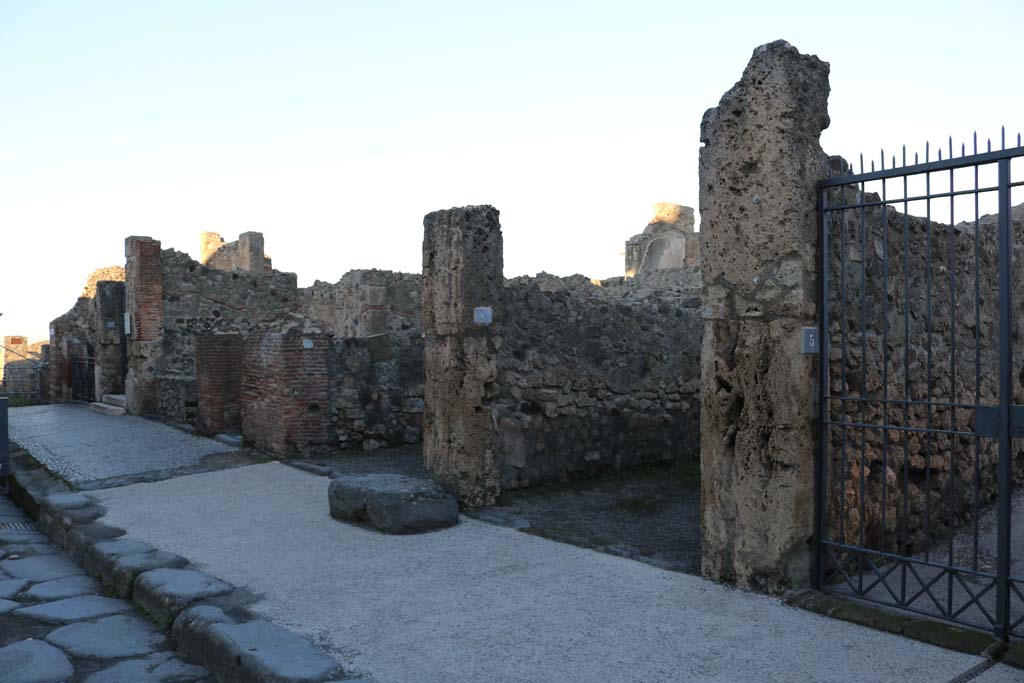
[{"left": 0, "top": 493, "right": 213, "bottom": 683}]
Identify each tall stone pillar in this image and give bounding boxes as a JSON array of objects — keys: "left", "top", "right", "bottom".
[
  {"left": 699, "top": 41, "right": 830, "bottom": 591},
  {"left": 124, "top": 237, "right": 164, "bottom": 415},
  {"left": 421, "top": 205, "right": 504, "bottom": 505}
]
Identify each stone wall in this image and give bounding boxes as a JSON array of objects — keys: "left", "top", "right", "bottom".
[
  {"left": 195, "top": 333, "right": 244, "bottom": 435},
  {"left": 698, "top": 41, "right": 830, "bottom": 592},
  {"left": 1, "top": 336, "right": 44, "bottom": 396},
  {"left": 124, "top": 236, "right": 299, "bottom": 423},
  {"left": 422, "top": 205, "right": 704, "bottom": 505},
  {"left": 48, "top": 267, "right": 127, "bottom": 403},
  {"left": 300, "top": 270, "right": 421, "bottom": 338}
]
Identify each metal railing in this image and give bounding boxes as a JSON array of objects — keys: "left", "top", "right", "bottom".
[{"left": 816, "top": 133, "right": 1024, "bottom": 640}]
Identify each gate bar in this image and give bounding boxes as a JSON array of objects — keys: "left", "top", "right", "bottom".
[
  {"left": 815, "top": 184, "right": 830, "bottom": 589},
  {"left": 995, "top": 157, "right": 1012, "bottom": 640}
]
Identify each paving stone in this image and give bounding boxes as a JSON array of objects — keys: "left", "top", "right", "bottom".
[
  {"left": 0, "top": 598, "right": 19, "bottom": 615},
  {"left": 45, "top": 614, "right": 165, "bottom": 659},
  {"left": 327, "top": 473, "right": 460, "bottom": 534},
  {"left": 0, "top": 578, "right": 30, "bottom": 598},
  {"left": 0, "top": 639, "right": 74, "bottom": 683},
  {"left": 13, "top": 595, "right": 132, "bottom": 624},
  {"left": 82, "top": 538, "right": 154, "bottom": 578},
  {"left": 83, "top": 651, "right": 210, "bottom": 683},
  {"left": 0, "top": 555, "right": 84, "bottom": 582},
  {"left": 134, "top": 569, "right": 233, "bottom": 627},
  {"left": 109, "top": 550, "right": 190, "bottom": 598},
  {"left": 21, "top": 575, "right": 99, "bottom": 602},
  {"left": 0, "top": 543, "right": 59, "bottom": 560}
]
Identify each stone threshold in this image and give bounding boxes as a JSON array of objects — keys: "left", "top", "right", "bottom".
[
  {"left": 5, "top": 441, "right": 357, "bottom": 683},
  {"left": 785, "top": 589, "right": 1024, "bottom": 670}
]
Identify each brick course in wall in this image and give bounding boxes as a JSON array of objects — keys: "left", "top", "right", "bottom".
[
  {"left": 241, "top": 323, "right": 330, "bottom": 454},
  {"left": 195, "top": 334, "right": 244, "bottom": 435}
]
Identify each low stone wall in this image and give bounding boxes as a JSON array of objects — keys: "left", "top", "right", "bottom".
[{"left": 422, "top": 205, "right": 703, "bottom": 505}]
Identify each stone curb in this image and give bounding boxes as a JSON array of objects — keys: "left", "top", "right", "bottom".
[
  {"left": 784, "top": 589, "right": 1024, "bottom": 669},
  {"left": 6, "top": 442, "right": 350, "bottom": 683}
]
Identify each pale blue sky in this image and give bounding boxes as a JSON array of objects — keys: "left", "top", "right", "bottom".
[{"left": 2, "top": 0, "right": 1022, "bottom": 342}]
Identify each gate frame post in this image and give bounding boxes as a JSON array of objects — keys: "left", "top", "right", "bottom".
[
  {"left": 995, "top": 157, "right": 1013, "bottom": 641},
  {"left": 815, "top": 184, "right": 830, "bottom": 590}
]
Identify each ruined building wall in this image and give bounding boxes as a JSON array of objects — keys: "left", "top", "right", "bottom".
[
  {"left": 48, "top": 267, "right": 127, "bottom": 403},
  {"left": 824, "top": 192, "right": 1024, "bottom": 555},
  {"left": 199, "top": 231, "right": 272, "bottom": 273},
  {"left": 422, "top": 205, "right": 704, "bottom": 505},
  {"left": 698, "top": 41, "right": 830, "bottom": 592},
  {"left": 124, "top": 236, "right": 299, "bottom": 423},
  {"left": 301, "top": 271, "right": 425, "bottom": 451},
  {"left": 1, "top": 336, "right": 44, "bottom": 395},
  {"left": 625, "top": 203, "right": 700, "bottom": 277}
]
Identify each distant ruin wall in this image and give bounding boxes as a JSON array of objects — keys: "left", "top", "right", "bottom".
[
  {"left": 200, "top": 231, "right": 272, "bottom": 273},
  {"left": 300, "top": 270, "right": 421, "bottom": 338},
  {"left": 422, "top": 205, "right": 703, "bottom": 505},
  {"left": 625, "top": 203, "right": 700, "bottom": 276}
]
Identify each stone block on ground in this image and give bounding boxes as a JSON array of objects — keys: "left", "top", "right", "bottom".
[
  {"left": 108, "top": 550, "right": 190, "bottom": 598},
  {"left": 134, "top": 568, "right": 233, "bottom": 627},
  {"left": 0, "top": 639, "right": 74, "bottom": 683},
  {"left": 0, "top": 578, "right": 30, "bottom": 598},
  {"left": 328, "top": 473, "right": 459, "bottom": 534}
]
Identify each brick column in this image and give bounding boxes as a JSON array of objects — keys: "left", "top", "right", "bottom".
[
  {"left": 421, "top": 205, "right": 504, "bottom": 505},
  {"left": 124, "top": 237, "right": 164, "bottom": 415},
  {"left": 698, "top": 41, "right": 830, "bottom": 591},
  {"left": 196, "top": 334, "right": 244, "bottom": 435}
]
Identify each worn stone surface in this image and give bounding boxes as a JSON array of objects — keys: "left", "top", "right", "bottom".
[
  {"left": 83, "top": 651, "right": 211, "bottom": 683},
  {"left": 328, "top": 473, "right": 459, "bottom": 534},
  {"left": 134, "top": 568, "right": 233, "bottom": 627},
  {"left": 0, "top": 598, "right": 18, "bottom": 614},
  {"left": 698, "top": 40, "right": 830, "bottom": 591},
  {"left": 0, "top": 639, "right": 74, "bottom": 683},
  {"left": 13, "top": 594, "right": 132, "bottom": 624},
  {"left": 21, "top": 575, "right": 99, "bottom": 601},
  {"left": 173, "top": 605, "right": 341, "bottom": 683},
  {"left": 0, "top": 554, "right": 84, "bottom": 582},
  {"left": 109, "top": 550, "right": 190, "bottom": 598},
  {"left": 46, "top": 614, "right": 166, "bottom": 659},
  {"left": 0, "top": 578, "right": 30, "bottom": 598}
]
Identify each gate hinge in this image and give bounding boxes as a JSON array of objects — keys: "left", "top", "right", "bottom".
[{"left": 975, "top": 405, "right": 1024, "bottom": 438}]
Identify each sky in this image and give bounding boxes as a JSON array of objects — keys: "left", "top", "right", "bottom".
[{"left": 2, "top": 0, "right": 1023, "bottom": 343}]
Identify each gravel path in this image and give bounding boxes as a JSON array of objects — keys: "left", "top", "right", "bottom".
[{"left": 93, "top": 462, "right": 1008, "bottom": 683}]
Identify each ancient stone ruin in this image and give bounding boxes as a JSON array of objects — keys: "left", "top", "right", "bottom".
[{"left": 29, "top": 37, "right": 1021, "bottom": 602}]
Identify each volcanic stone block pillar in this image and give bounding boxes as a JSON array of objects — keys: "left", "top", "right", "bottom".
[
  {"left": 93, "top": 280, "right": 126, "bottom": 398},
  {"left": 124, "top": 236, "right": 164, "bottom": 415},
  {"left": 421, "top": 205, "right": 503, "bottom": 506},
  {"left": 698, "top": 40, "right": 830, "bottom": 591}
]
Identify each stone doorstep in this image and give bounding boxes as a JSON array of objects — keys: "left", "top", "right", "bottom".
[
  {"left": 88, "top": 401, "right": 127, "bottom": 416},
  {"left": 4, "top": 444, "right": 347, "bottom": 683},
  {"left": 785, "top": 589, "right": 1022, "bottom": 668}
]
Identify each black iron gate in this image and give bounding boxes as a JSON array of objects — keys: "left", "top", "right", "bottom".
[
  {"left": 816, "top": 134, "right": 1024, "bottom": 640},
  {"left": 71, "top": 354, "right": 95, "bottom": 403}
]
